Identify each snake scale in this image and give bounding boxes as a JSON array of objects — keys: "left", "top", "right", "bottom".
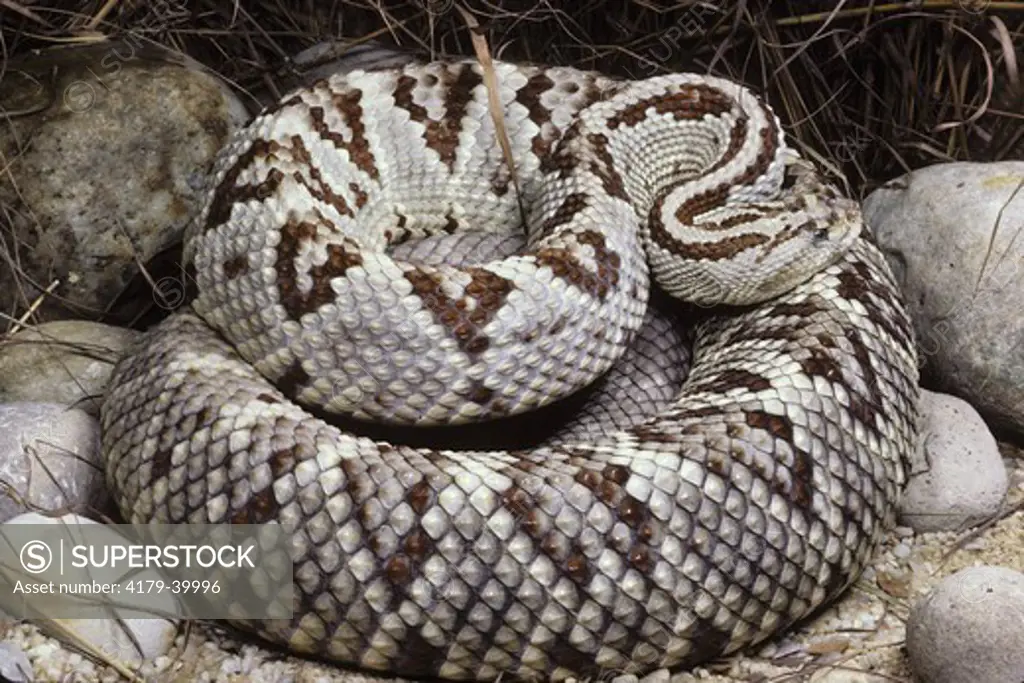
[{"left": 100, "top": 59, "right": 919, "bottom": 681}]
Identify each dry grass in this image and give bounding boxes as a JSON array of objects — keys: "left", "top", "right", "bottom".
[
  {"left": 3, "top": 1, "right": 1022, "bottom": 189},
  {"left": 0, "top": 0, "right": 1021, "bottom": 319}
]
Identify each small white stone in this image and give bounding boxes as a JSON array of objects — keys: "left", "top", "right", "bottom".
[
  {"left": 0, "top": 642, "right": 32, "bottom": 682},
  {"left": 893, "top": 542, "right": 912, "bottom": 559}
]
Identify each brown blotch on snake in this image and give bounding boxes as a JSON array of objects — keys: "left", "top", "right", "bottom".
[
  {"left": 284, "top": 135, "right": 356, "bottom": 219},
  {"left": 203, "top": 140, "right": 284, "bottom": 236},
  {"left": 393, "top": 65, "right": 484, "bottom": 171},
  {"left": 308, "top": 90, "right": 379, "bottom": 180},
  {"left": 667, "top": 230, "right": 773, "bottom": 262},
  {"left": 565, "top": 552, "right": 591, "bottom": 583},
  {"left": 535, "top": 230, "right": 621, "bottom": 300},
  {"left": 406, "top": 480, "right": 434, "bottom": 516},
  {"left": 222, "top": 256, "right": 249, "bottom": 279},
  {"left": 147, "top": 446, "right": 174, "bottom": 488},
  {"left": 403, "top": 529, "right": 433, "bottom": 561},
  {"left": 274, "top": 359, "right": 311, "bottom": 397},
  {"left": 536, "top": 192, "right": 589, "bottom": 240},
  {"left": 228, "top": 447, "right": 295, "bottom": 524},
  {"left": 516, "top": 72, "right": 555, "bottom": 154},
  {"left": 743, "top": 410, "right": 816, "bottom": 510},
  {"left": 404, "top": 266, "right": 512, "bottom": 358},
  {"left": 274, "top": 219, "right": 364, "bottom": 320},
  {"left": 586, "top": 132, "right": 629, "bottom": 201},
  {"left": 842, "top": 327, "right": 887, "bottom": 435},
  {"left": 689, "top": 368, "right": 772, "bottom": 395},
  {"left": 466, "top": 381, "right": 494, "bottom": 406},
  {"left": 836, "top": 262, "right": 915, "bottom": 354},
  {"left": 799, "top": 347, "right": 845, "bottom": 384},
  {"left": 606, "top": 84, "right": 734, "bottom": 129}
]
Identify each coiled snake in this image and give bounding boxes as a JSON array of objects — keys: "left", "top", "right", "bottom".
[{"left": 100, "top": 60, "right": 919, "bottom": 681}]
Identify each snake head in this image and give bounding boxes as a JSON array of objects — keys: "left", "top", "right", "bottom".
[{"left": 646, "top": 158, "right": 864, "bottom": 308}]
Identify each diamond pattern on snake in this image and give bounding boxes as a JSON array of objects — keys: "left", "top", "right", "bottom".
[{"left": 100, "top": 59, "right": 920, "bottom": 681}]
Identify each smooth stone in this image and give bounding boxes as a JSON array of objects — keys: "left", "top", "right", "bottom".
[
  {"left": 901, "top": 390, "right": 1007, "bottom": 532},
  {"left": 864, "top": 161, "right": 1024, "bottom": 434},
  {"left": 0, "top": 403, "right": 108, "bottom": 521},
  {"left": 906, "top": 565, "right": 1024, "bottom": 683}
]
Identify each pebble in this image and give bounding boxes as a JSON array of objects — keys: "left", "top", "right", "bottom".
[
  {"left": 900, "top": 390, "right": 1007, "bottom": 532},
  {"left": 962, "top": 537, "right": 988, "bottom": 551},
  {"left": 0, "top": 641, "right": 33, "bottom": 682},
  {"left": 0, "top": 402, "right": 109, "bottom": 521},
  {"left": 906, "top": 565, "right": 1024, "bottom": 683}
]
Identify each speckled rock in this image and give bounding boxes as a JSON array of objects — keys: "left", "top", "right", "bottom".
[
  {"left": 906, "top": 565, "right": 1024, "bottom": 683},
  {"left": 864, "top": 161, "right": 1024, "bottom": 433},
  {"left": 0, "top": 321, "right": 139, "bottom": 416},
  {"left": 901, "top": 390, "right": 1007, "bottom": 532},
  {"left": 0, "top": 42, "right": 249, "bottom": 323},
  {"left": 0, "top": 403, "right": 108, "bottom": 521}
]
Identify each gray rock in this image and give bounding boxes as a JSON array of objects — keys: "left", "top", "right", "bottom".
[
  {"left": 2, "top": 513, "right": 179, "bottom": 668},
  {"left": 0, "top": 641, "right": 33, "bottom": 682},
  {"left": 0, "top": 403, "right": 108, "bottom": 521},
  {"left": 900, "top": 390, "right": 1007, "bottom": 532},
  {"left": 0, "top": 45, "right": 249, "bottom": 322},
  {"left": 906, "top": 565, "right": 1024, "bottom": 683},
  {"left": 0, "top": 321, "right": 139, "bottom": 416},
  {"left": 864, "top": 161, "right": 1024, "bottom": 433}
]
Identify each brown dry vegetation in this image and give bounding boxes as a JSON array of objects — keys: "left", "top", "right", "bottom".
[
  {"left": 3, "top": 1, "right": 1022, "bottom": 187},
  {"left": 0, "top": 0, "right": 1021, "bottom": 324}
]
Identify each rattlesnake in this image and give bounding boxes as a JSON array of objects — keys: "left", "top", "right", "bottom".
[{"left": 100, "top": 60, "right": 919, "bottom": 681}]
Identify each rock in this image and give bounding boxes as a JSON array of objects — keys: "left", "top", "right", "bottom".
[
  {"left": 0, "top": 641, "right": 33, "bottom": 682},
  {"left": 0, "top": 321, "right": 139, "bottom": 416},
  {"left": 900, "top": 390, "right": 1007, "bottom": 532},
  {"left": 0, "top": 403, "right": 108, "bottom": 521},
  {"left": 906, "top": 565, "right": 1024, "bottom": 683},
  {"left": 2, "top": 513, "right": 179, "bottom": 667},
  {"left": 863, "top": 161, "right": 1024, "bottom": 433},
  {"left": 0, "top": 42, "right": 250, "bottom": 323}
]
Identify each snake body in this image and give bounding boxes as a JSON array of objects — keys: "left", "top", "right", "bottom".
[{"left": 100, "top": 60, "right": 919, "bottom": 681}]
